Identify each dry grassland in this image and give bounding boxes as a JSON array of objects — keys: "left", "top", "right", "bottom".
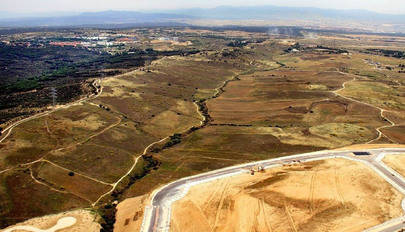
[
  {"left": 0, "top": 53, "right": 240, "bottom": 227},
  {"left": 207, "top": 65, "right": 381, "bottom": 148}
]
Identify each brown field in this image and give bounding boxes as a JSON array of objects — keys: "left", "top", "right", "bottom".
[
  {"left": 171, "top": 159, "right": 403, "bottom": 232},
  {"left": 0, "top": 169, "right": 89, "bottom": 228},
  {"left": 31, "top": 161, "right": 112, "bottom": 202},
  {"left": 381, "top": 126, "right": 405, "bottom": 144},
  {"left": 207, "top": 58, "right": 384, "bottom": 148}
]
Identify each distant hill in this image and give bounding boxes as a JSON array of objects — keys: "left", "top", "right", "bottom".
[
  {"left": 1, "top": 6, "right": 405, "bottom": 32},
  {"left": 0, "top": 11, "right": 79, "bottom": 20},
  {"left": 0, "top": 11, "right": 192, "bottom": 27},
  {"left": 168, "top": 6, "right": 405, "bottom": 23}
]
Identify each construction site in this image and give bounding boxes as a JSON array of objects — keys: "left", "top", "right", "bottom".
[{"left": 169, "top": 158, "right": 403, "bottom": 232}]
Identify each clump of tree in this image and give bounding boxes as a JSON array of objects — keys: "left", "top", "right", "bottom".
[
  {"left": 227, "top": 40, "right": 249, "bottom": 48},
  {"left": 285, "top": 42, "right": 301, "bottom": 52},
  {"left": 7, "top": 78, "right": 40, "bottom": 92},
  {"left": 163, "top": 133, "right": 182, "bottom": 149},
  {"left": 315, "top": 45, "right": 348, "bottom": 54},
  {"left": 366, "top": 49, "right": 405, "bottom": 59},
  {"left": 99, "top": 155, "right": 160, "bottom": 232},
  {"left": 100, "top": 206, "right": 117, "bottom": 232}
]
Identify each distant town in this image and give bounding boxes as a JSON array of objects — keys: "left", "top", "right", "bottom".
[{"left": 0, "top": 28, "right": 187, "bottom": 54}]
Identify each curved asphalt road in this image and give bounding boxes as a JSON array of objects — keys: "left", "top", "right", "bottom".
[{"left": 141, "top": 148, "right": 405, "bottom": 232}]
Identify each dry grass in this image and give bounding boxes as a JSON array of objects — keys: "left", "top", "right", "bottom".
[
  {"left": 31, "top": 161, "right": 111, "bottom": 202},
  {"left": 0, "top": 53, "right": 241, "bottom": 227},
  {"left": 339, "top": 81, "right": 405, "bottom": 111}
]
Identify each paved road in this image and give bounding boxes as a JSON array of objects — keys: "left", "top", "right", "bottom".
[
  {"left": 380, "top": 222, "right": 405, "bottom": 232},
  {"left": 141, "top": 148, "right": 405, "bottom": 232}
]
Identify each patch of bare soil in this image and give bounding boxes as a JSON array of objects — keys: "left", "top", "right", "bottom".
[
  {"left": 335, "top": 144, "right": 405, "bottom": 151},
  {"left": 114, "top": 195, "right": 148, "bottom": 232},
  {"left": 171, "top": 158, "right": 403, "bottom": 232},
  {"left": 383, "top": 154, "right": 405, "bottom": 178},
  {"left": 1, "top": 209, "right": 100, "bottom": 232}
]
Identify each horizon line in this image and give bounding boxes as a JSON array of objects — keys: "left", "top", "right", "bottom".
[{"left": 1, "top": 4, "right": 405, "bottom": 17}]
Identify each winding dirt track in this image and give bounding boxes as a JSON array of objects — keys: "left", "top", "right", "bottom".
[
  {"left": 0, "top": 70, "right": 239, "bottom": 209},
  {"left": 333, "top": 72, "right": 398, "bottom": 144},
  {"left": 0, "top": 79, "right": 103, "bottom": 144},
  {"left": 92, "top": 73, "right": 238, "bottom": 205}
]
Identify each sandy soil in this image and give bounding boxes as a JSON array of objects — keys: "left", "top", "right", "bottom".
[
  {"left": 171, "top": 158, "right": 403, "bottom": 232},
  {"left": 1, "top": 209, "right": 100, "bottom": 232},
  {"left": 383, "top": 154, "right": 405, "bottom": 178},
  {"left": 114, "top": 195, "right": 148, "bottom": 232},
  {"left": 335, "top": 144, "right": 405, "bottom": 151}
]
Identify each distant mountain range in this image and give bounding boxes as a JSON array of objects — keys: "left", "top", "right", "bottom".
[
  {"left": 168, "top": 6, "right": 405, "bottom": 23},
  {"left": 0, "top": 11, "right": 192, "bottom": 27},
  {"left": 1, "top": 6, "right": 405, "bottom": 32}
]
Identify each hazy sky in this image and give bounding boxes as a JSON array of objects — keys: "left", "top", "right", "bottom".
[{"left": 2, "top": 0, "right": 405, "bottom": 14}]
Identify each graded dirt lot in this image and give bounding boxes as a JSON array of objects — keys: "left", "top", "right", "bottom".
[
  {"left": 1, "top": 209, "right": 100, "bottom": 232},
  {"left": 113, "top": 195, "right": 148, "bottom": 232},
  {"left": 334, "top": 144, "right": 405, "bottom": 151},
  {"left": 171, "top": 158, "right": 403, "bottom": 232},
  {"left": 383, "top": 154, "right": 405, "bottom": 177}
]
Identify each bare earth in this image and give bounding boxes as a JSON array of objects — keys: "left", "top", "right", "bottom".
[
  {"left": 383, "top": 154, "right": 405, "bottom": 178},
  {"left": 171, "top": 158, "right": 403, "bottom": 232},
  {"left": 114, "top": 195, "right": 148, "bottom": 232},
  {"left": 335, "top": 144, "right": 405, "bottom": 151},
  {"left": 0, "top": 209, "right": 100, "bottom": 232}
]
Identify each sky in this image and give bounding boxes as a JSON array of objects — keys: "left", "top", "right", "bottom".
[{"left": 1, "top": 0, "right": 405, "bottom": 15}]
